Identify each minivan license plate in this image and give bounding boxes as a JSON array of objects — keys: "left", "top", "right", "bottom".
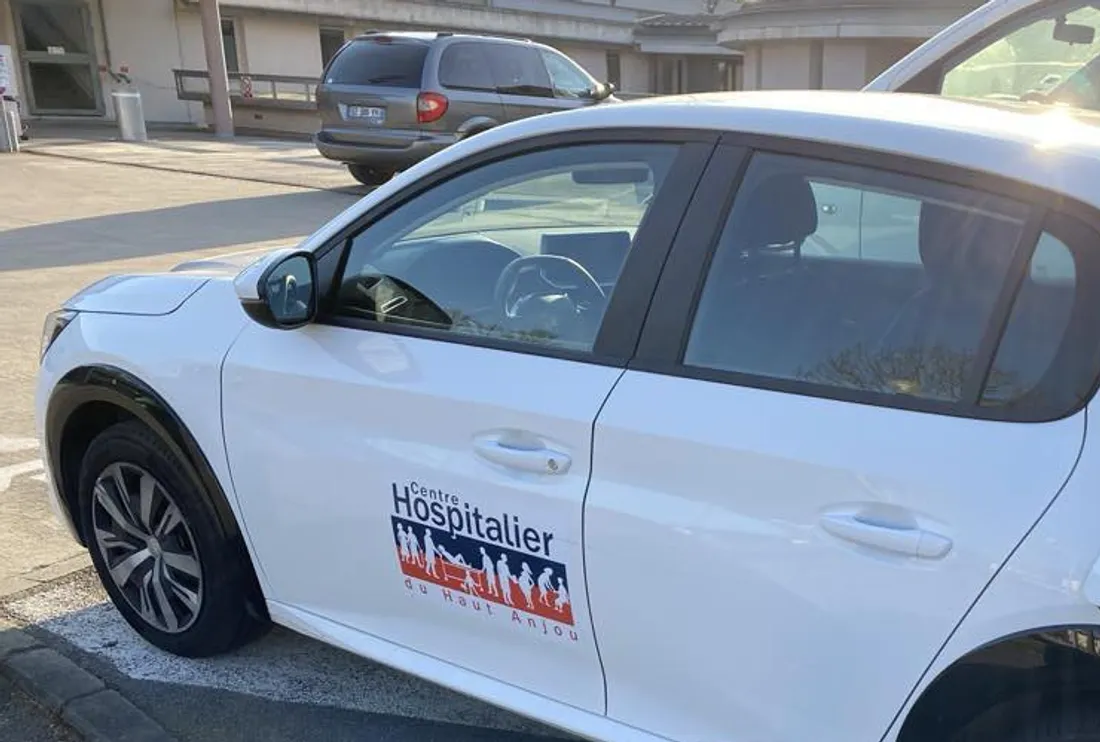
[{"left": 347, "top": 105, "right": 385, "bottom": 124}]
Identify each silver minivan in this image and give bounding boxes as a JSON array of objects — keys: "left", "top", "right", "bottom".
[{"left": 314, "top": 31, "right": 618, "bottom": 186}]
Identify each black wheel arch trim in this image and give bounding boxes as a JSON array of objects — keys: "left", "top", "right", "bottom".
[
  {"left": 897, "top": 624, "right": 1100, "bottom": 741},
  {"left": 45, "top": 364, "right": 243, "bottom": 548}
]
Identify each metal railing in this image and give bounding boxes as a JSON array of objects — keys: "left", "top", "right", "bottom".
[
  {"left": 173, "top": 68, "right": 661, "bottom": 110},
  {"left": 173, "top": 69, "right": 320, "bottom": 109}
]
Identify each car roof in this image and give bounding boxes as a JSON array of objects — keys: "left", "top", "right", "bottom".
[{"left": 426, "top": 90, "right": 1100, "bottom": 211}]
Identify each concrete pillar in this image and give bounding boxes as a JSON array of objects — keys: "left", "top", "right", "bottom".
[{"left": 198, "top": 0, "right": 233, "bottom": 137}]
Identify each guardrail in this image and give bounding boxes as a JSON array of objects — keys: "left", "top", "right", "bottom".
[
  {"left": 173, "top": 69, "right": 320, "bottom": 109},
  {"left": 174, "top": 68, "right": 660, "bottom": 110}
]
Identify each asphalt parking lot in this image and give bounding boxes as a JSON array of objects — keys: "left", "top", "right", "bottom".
[{"left": 0, "top": 144, "right": 572, "bottom": 742}]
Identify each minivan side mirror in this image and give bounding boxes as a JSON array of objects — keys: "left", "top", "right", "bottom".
[
  {"left": 234, "top": 248, "right": 318, "bottom": 329},
  {"left": 592, "top": 81, "right": 616, "bottom": 101}
]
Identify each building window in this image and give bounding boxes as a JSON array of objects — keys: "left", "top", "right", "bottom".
[
  {"left": 320, "top": 27, "right": 345, "bottom": 69},
  {"left": 606, "top": 51, "right": 621, "bottom": 88},
  {"left": 221, "top": 18, "right": 239, "bottom": 73}
]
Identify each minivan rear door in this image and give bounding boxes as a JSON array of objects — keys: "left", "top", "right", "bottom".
[{"left": 317, "top": 36, "right": 429, "bottom": 148}]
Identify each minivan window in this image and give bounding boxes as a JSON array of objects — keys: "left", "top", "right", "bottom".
[
  {"left": 941, "top": 1, "right": 1100, "bottom": 110},
  {"left": 439, "top": 43, "right": 496, "bottom": 92},
  {"left": 324, "top": 38, "right": 429, "bottom": 87},
  {"left": 486, "top": 44, "right": 554, "bottom": 97}
]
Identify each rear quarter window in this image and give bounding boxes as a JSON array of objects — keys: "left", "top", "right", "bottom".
[{"left": 324, "top": 39, "right": 429, "bottom": 87}]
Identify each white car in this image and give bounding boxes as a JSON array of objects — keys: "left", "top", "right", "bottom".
[
  {"left": 33, "top": 90, "right": 1100, "bottom": 742},
  {"left": 869, "top": 0, "right": 1100, "bottom": 108}
]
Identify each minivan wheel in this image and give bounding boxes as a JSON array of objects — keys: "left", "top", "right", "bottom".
[
  {"left": 78, "top": 420, "right": 269, "bottom": 658},
  {"left": 347, "top": 164, "right": 394, "bottom": 186}
]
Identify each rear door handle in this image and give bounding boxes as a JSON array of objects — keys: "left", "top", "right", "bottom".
[
  {"left": 472, "top": 434, "right": 571, "bottom": 475},
  {"left": 819, "top": 512, "right": 952, "bottom": 559}
]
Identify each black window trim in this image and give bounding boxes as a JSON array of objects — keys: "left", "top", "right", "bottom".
[
  {"left": 631, "top": 130, "right": 1100, "bottom": 423},
  {"left": 309, "top": 127, "right": 721, "bottom": 369}
]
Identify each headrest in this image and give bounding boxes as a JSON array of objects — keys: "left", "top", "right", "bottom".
[
  {"left": 735, "top": 173, "right": 818, "bottom": 252},
  {"left": 918, "top": 201, "right": 1019, "bottom": 285}
]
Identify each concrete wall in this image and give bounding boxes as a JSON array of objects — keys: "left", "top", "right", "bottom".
[
  {"left": 760, "top": 40, "right": 812, "bottom": 89},
  {"left": 822, "top": 39, "right": 868, "bottom": 89},
  {"left": 239, "top": 12, "right": 321, "bottom": 76},
  {"left": 98, "top": 0, "right": 196, "bottom": 122}
]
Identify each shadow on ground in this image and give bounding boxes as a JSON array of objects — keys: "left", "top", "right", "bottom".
[{"left": 0, "top": 191, "right": 358, "bottom": 271}]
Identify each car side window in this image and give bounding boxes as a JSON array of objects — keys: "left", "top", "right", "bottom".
[
  {"left": 681, "top": 151, "right": 1071, "bottom": 408},
  {"left": 330, "top": 142, "right": 680, "bottom": 353},
  {"left": 439, "top": 43, "right": 496, "bottom": 92},
  {"left": 540, "top": 50, "right": 594, "bottom": 98},
  {"left": 486, "top": 44, "right": 554, "bottom": 97},
  {"left": 938, "top": 1, "right": 1100, "bottom": 109}
]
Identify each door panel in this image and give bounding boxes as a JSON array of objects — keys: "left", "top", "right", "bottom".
[
  {"left": 584, "top": 146, "right": 1095, "bottom": 742},
  {"left": 221, "top": 135, "right": 704, "bottom": 714},
  {"left": 587, "top": 375, "right": 1084, "bottom": 742},
  {"left": 222, "top": 327, "right": 617, "bottom": 711}
]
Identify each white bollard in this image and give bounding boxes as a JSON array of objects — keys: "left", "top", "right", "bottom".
[
  {"left": 0, "top": 99, "right": 16, "bottom": 153},
  {"left": 112, "top": 91, "right": 147, "bottom": 142}
]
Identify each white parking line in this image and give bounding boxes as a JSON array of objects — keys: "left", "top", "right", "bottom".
[
  {"left": 0, "top": 435, "right": 39, "bottom": 454},
  {"left": 6, "top": 578, "right": 556, "bottom": 736},
  {"left": 0, "top": 459, "right": 45, "bottom": 494}
]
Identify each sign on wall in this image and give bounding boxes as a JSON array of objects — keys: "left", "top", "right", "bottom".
[{"left": 0, "top": 45, "right": 16, "bottom": 97}]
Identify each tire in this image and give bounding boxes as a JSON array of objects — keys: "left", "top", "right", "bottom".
[
  {"left": 77, "top": 420, "right": 268, "bottom": 657},
  {"left": 346, "top": 163, "right": 394, "bottom": 186}
]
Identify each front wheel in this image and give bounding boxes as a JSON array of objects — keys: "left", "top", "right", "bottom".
[
  {"left": 78, "top": 420, "right": 268, "bottom": 657},
  {"left": 347, "top": 164, "right": 394, "bottom": 186}
]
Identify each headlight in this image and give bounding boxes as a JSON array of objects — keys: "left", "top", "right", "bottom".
[{"left": 40, "top": 309, "right": 76, "bottom": 363}]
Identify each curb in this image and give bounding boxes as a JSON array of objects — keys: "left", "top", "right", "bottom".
[
  {"left": 0, "top": 622, "right": 177, "bottom": 742},
  {"left": 21, "top": 147, "right": 365, "bottom": 196}
]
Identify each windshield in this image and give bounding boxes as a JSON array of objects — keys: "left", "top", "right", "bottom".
[{"left": 942, "top": 1, "right": 1100, "bottom": 109}]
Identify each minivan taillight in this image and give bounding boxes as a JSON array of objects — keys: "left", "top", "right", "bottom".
[{"left": 417, "top": 91, "right": 448, "bottom": 123}]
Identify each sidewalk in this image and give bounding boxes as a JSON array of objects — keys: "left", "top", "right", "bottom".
[{"left": 17, "top": 124, "right": 365, "bottom": 193}]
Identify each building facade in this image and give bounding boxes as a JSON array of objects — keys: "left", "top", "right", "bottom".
[{"left": 0, "top": 0, "right": 984, "bottom": 135}]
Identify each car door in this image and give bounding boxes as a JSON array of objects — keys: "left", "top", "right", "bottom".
[
  {"left": 585, "top": 141, "right": 1096, "bottom": 742},
  {"left": 485, "top": 42, "right": 563, "bottom": 121},
  {"left": 220, "top": 130, "right": 716, "bottom": 713}
]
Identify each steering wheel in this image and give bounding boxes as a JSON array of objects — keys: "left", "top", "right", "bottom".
[{"left": 493, "top": 254, "right": 606, "bottom": 320}]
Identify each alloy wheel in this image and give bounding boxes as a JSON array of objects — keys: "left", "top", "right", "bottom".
[{"left": 91, "top": 462, "right": 203, "bottom": 633}]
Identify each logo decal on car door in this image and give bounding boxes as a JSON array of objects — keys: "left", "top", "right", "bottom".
[{"left": 391, "top": 481, "right": 576, "bottom": 631}]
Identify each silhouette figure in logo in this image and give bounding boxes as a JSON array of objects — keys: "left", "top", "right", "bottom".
[
  {"left": 423, "top": 528, "right": 440, "bottom": 577},
  {"left": 554, "top": 577, "right": 570, "bottom": 613},
  {"left": 396, "top": 523, "right": 412, "bottom": 563},
  {"left": 480, "top": 547, "right": 498, "bottom": 597},
  {"left": 517, "top": 562, "right": 535, "bottom": 609},
  {"left": 437, "top": 542, "right": 468, "bottom": 567},
  {"left": 460, "top": 569, "right": 478, "bottom": 594},
  {"left": 537, "top": 566, "right": 554, "bottom": 605},
  {"left": 496, "top": 552, "right": 514, "bottom": 606},
  {"left": 405, "top": 527, "right": 423, "bottom": 567}
]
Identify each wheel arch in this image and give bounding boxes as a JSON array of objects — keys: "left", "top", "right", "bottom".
[
  {"left": 896, "top": 625, "right": 1100, "bottom": 742},
  {"left": 45, "top": 364, "right": 244, "bottom": 550}
]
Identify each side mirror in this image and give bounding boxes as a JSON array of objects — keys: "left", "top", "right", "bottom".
[
  {"left": 591, "top": 81, "right": 615, "bottom": 101},
  {"left": 234, "top": 248, "right": 318, "bottom": 329}
]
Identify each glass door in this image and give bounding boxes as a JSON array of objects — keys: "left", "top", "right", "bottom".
[{"left": 13, "top": 0, "right": 103, "bottom": 115}]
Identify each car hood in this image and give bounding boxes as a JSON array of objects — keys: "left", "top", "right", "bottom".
[{"left": 62, "top": 247, "right": 278, "bottom": 316}]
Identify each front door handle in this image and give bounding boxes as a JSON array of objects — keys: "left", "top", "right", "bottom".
[
  {"left": 472, "top": 434, "right": 571, "bottom": 475},
  {"left": 819, "top": 512, "right": 952, "bottom": 559}
]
